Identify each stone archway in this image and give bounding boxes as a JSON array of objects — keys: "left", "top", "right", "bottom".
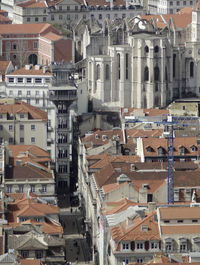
[{"left": 28, "top": 54, "right": 38, "bottom": 65}]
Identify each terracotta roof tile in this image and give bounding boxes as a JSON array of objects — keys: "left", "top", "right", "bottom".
[
  {"left": 18, "top": 0, "right": 47, "bottom": 8},
  {"left": 0, "top": 14, "right": 11, "bottom": 23},
  {"left": 7, "top": 65, "right": 52, "bottom": 76},
  {"left": 102, "top": 182, "right": 128, "bottom": 194},
  {"left": 0, "top": 101, "right": 47, "bottom": 120},
  {"left": 43, "top": 32, "right": 61, "bottom": 41},
  {"left": 81, "top": 129, "right": 123, "bottom": 148},
  {"left": 141, "top": 12, "right": 192, "bottom": 29},
  {"left": 6, "top": 197, "right": 61, "bottom": 235},
  {"left": 102, "top": 198, "right": 138, "bottom": 215},
  {"left": 89, "top": 155, "right": 141, "bottom": 169},
  {"left": 110, "top": 212, "right": 160, "bottom": 241},
  {"left": 161, "top": 225, "right": 200, "bottom": 235},
  {"left": 159, "top": 206, "right": 200, "bottom": 219},
  {"left": 9, "top": 145, "right": 49, "bottom": 158},
  {"left": 6, "top": 164, "right": 53, "bottom": 180},
  {"left": 0, "top": 60, "right": 10, "bottom": 80},
  {"left": 0, "top": 23, "right": 56, "bottom": 35},
  {"left": 20, "top": 259, "right": 42, "bottom": 265},
  {"left": 142, "top": 137, "right": 199, "bottom": 157},
  {"left": 121, "top": 108, "right": 169, "bottom": 118}
]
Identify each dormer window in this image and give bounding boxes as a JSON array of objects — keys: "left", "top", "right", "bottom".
[
  {"left": 157, "top": 146, "right": 165, "bottom": 155},
  {"left": 122, "top": 243, "right": 129, "bottom": 250},
  {"left": 146, "top": 146, "right": 154, "bottom": 152},
  {"left": 95, "top": 134, "right": 99, "bottom": 139},
  {"left": 190, "top": 145, "right": 197, "bottom": 152},
  {"left": 102, "top": 135, "right": 107, "bottom": 141},
  {"left": 141, "top": 225, "right": 148, "bottom": 232},
  {"left": 179, "top": 146, "right": 185, "bottom": 155}
]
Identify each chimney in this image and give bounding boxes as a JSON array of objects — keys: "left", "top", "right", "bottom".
[
  {"left": 148, "top": 202, "right": 156, "bottom": 213},
  {"left": 43, "top": 66, "right": 48, "bottom": 74}
]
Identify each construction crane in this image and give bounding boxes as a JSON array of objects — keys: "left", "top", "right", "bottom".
[{"left": 124, "top": 115, "right": 200, "bottom": 204}]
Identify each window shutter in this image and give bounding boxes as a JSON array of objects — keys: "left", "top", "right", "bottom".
[
  {"left": 159, "top": 241, "right": 161, "bottom": 250},
  {"left": 131, "top": 241, "right": 135, "bottom": 251},
  {"left": 145, "top": 241, "right": 149, "bottom": 251}
]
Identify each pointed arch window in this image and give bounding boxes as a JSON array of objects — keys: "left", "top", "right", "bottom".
[
  {"left": 97, "top": 64, "right": 100, "bottom": 80},
  {"left": 117, "top": 53, "right": 120, "bottom": 79},
  {"left": 154, "top": 66, "right": 160, "bottom": 81},
  {"left": 144, "top": 66, "right": 149, "bottom": 81},
  {"left": 190, "top": 61, "right": 194, "bottom": 77},
  {"left": 126, "top": 53, "right": 128, "bottom": 80},
  {"left": 105, "top": 64, "right": 110, "bottom": 80}
]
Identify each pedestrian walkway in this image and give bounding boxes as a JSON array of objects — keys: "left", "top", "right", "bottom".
[{"left": 59, "top": 206, "right": 92, "bottom": 264}]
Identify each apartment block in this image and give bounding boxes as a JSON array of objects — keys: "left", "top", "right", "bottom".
[
  {"left": 0, "top": 100, "right": 47, "bottom": 149},
  {"left": 5, "top": 144, "right": 55, "bottom": 200},
  {"left": 12, "top": 0, "right": 144, "bottom": 27},
  {"left": 0, "top": 23, "right": 72, "bottom": 67},
  {"left": 4, "top": 65, "right": 55, "bottom": 158}
]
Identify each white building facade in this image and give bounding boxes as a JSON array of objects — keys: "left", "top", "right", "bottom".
[{"left": 4, "top": 65, "right": 56, "bottom": 159}]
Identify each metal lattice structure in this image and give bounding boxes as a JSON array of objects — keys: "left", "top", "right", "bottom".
[{"left": 125, "top": 115, "right": 200, "bottom": 204}]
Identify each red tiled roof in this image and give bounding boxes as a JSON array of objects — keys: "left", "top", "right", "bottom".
[
  {"left": 82, "top": 129, "right": 123, "bottom": 147},
  {"left": 7, "top": 65, "right": 52, "bottom": 76},
  {"left": 43, "top": 32, "right": 62, "bottom": 41},
  {"left": 0, "top": 101, "right": 47, "bottom": 120},
  {"left": 0, "top": 23, "right": 57, "bottom": 34},
  {"left": 18, "top": 0, "right": 47, "bottom": 8},
  {"left": 142, "top": 137, "right": 199, "bottom": 157},
  {"left": 161, "top": 225, "right": 200, "bottom": 235},
  {"left": 9, "top": 145, "right": 49, "bottom": 158},
  {"left": 121, "top": 108, "right": 169, "bottom": 118},
  {"left": 141, "top": 12, "right": 192, "bottom": 29},
  {"left": 20, "top": 260, "right": 41, "bottom": 265},
  {"left": 102, "top": 198, "right": 138, "bottom": 215},
  {"left": 111, "top": 212, "right": 160, "bottom": 241},
  {"left": 0, "top": 60, "right": 10, "bottom": 80},
  {"left": 0, "top": 14, "right": 11, "bottom": 23},
  {"left": 159, "top": 206, "right": 200, "bottom": 219},
  {"left": 6, "top": 197, "right": 61, "bottom": 235}
]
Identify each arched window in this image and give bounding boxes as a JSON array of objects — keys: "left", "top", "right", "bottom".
[
  {"left": 190, "top": 61, "right": 194, "bottom": 77},
  {"left": 154, "top": 96, "right": 159, "bottom": 106},
  {"left": 144, "top": 46, "right": 149, "bottom": 53},
  {"left": 154, "top": 66, "right": 160, "bottom": 81},
  {"left": 154, "top": 46, "right": 159, "bottom": 53},
  {"left": 97, "top": 64, "right": 100, "bottom": 80},
  {"left": 105, "top": 64, "right": 109, "bottom": 80},
  {"left": 144, "top": 66, "right": 149, "bottom": 81},
  {"left": 126, "top": 53, "right": 128, "bottom": 80},
  {"left": 117, "top": 53, "right": 120, "bottom": 79},
  {"left": 165, "top": 67, "right": 168, "bottom": 81}
]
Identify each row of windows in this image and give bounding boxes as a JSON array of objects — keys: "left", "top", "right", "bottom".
[
  {"left": 0, "top": 137, "right": 36, "bottom": 144},
  {"left": 144, "top": 45, "right": 159, "bottom": 53},
  {"left": 8, "top": 77, "right": 50, "bottom": 84},
  {"left": 21, "top": 250, "right": 43, "bottom": 259},
  {"left": 169, "top": 0, "right": 193, "bottom": 5},
  {"left": 6, "top": 184, "right": 47, "bottom": 193},
  {"left": 144, "top": 66, "right": 160, "bottom": 82},
  {"left": 9, "top": 90, "right": 46, "bottom": 96},
  {"left": 0, "top": 124, "right": 36, "bottom": 131},
  {"left": 122, "top": 242, "right": 159, "bottom": 250},
  {"left": 96, "top": 54, "right": 129, "bottom": 81},
  {"left": 164, "top": 219, "right": 198, "bottom": 223},
  {"left": 6, "top": 41, "right": 37, "bottom": 50},
  {"left": 27, "top": 12, "right": 135, "bottom": 23}
]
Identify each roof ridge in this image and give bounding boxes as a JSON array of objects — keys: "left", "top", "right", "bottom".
[{"left": 119, "top": 211, "right": 156, "bottom": 241}]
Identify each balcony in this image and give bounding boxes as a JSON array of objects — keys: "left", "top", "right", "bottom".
[{"left": 49, "top": 90, "right": 77, "bottom": 101}]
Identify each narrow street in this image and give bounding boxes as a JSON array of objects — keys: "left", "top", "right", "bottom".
[{"left": 58, "top": 196, "right": 93, "bottom": 265}]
